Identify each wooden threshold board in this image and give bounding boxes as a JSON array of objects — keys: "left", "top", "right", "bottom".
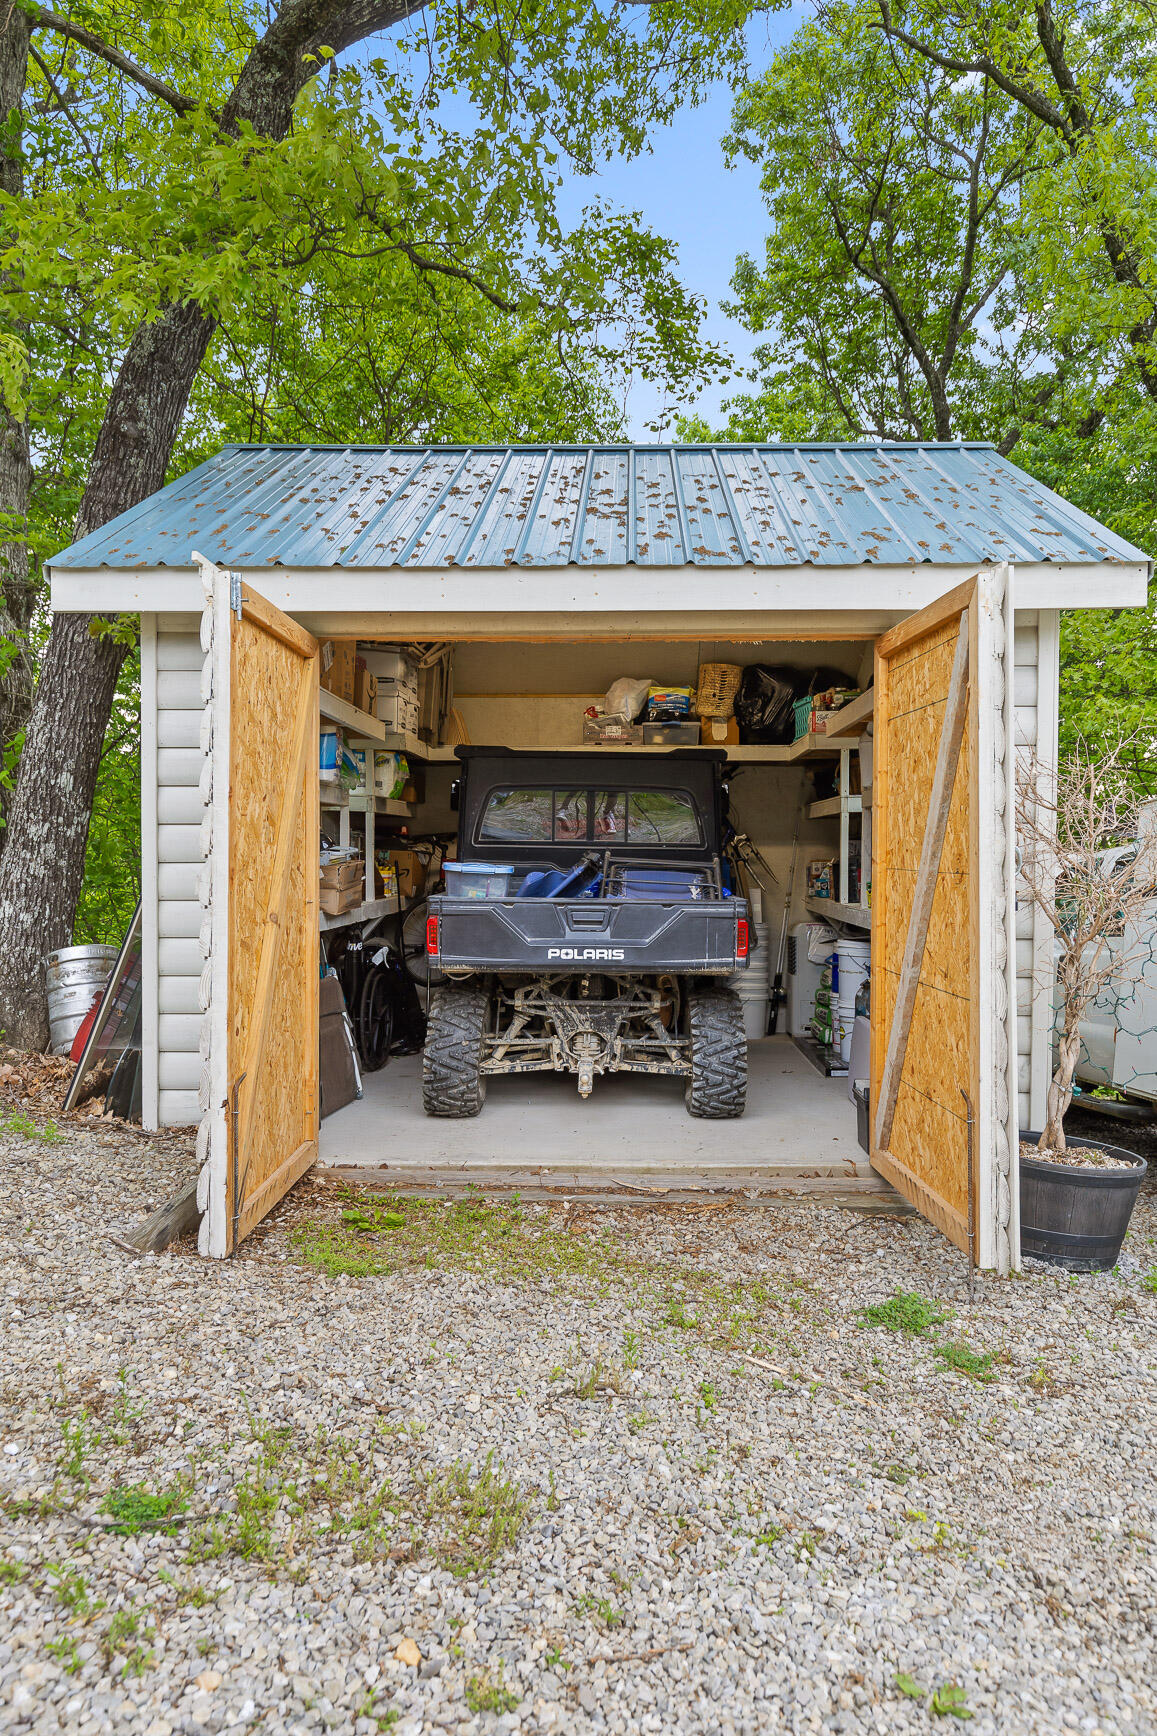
[{"left": 319, "top": 1164, "right": 912, "bottom": 1212}]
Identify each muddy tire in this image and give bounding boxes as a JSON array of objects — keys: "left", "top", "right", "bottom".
[
  {"left": 685, "top": 990, "right": 747, "bottom": 1119},
  {"left": 422, "top": 985, "right": 489, "bottom": 1117}
]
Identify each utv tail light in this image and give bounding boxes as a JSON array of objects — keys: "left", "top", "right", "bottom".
[
  {"left": 426, "top": 914, "right": 440, "bottom": 956},
  {"left": 735, "top": 918, "right": 749, "bottom": 962}
]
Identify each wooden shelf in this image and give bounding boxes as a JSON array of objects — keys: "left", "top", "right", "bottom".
[
  {"left": 378, "top": 730, "right": 458, "bottom": 762},
  {"left": 502, "top": 738, "right": 850, "bottom": 762},
  {"left": 319, "top": 688, "right": 386, "bottom": 742},
  {"left": 350, "top": 794, "right": 413, "bottom": 817},
  {"left": 319, "top": 896, "right": 399, "bottom": 933},
  {"left": 808, "top": 794, "right": 863, "bottom": 820},
  {"left": 806, "top": 897, "right": 871, "bottom": 931},
  {"left": 824, "top": 688, "right": 874, "bottom": 738}
]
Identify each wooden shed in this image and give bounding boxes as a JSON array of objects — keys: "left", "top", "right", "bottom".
[{"left": 47, "top": 443, "right": 1150, "bottom": 1270}]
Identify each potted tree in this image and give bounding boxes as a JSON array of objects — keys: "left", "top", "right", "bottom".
[{"left": 1015, "top": 738, "right": 1156, "bottom": 1270}]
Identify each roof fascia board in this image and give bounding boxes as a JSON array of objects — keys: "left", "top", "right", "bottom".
[{"left": 48, "top": 559, "right": 1149, "bottom": 619}]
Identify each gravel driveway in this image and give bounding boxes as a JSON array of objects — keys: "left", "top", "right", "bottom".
[{"left": 1, "top": 1116, "right": 1154, "bottom": 1736}]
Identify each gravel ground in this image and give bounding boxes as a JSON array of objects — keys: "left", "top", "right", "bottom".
[{"left": 1, "top": 1115, "right": 1155, "bottom": 1736}]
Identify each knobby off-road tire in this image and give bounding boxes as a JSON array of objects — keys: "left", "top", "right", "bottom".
[
  {"left": 422, "top": 985, "right": 489, "bottom": 1117},
  {"left": 685, "top": 990, "right": 747, "bottom": 1119}
]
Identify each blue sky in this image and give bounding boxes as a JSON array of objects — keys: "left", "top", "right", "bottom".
[
  {"left": 549, "top": 7, "right": 808, "bottom": 437},
  {"left": 374, "top": 7, "right": 809, "bottom": 439}
]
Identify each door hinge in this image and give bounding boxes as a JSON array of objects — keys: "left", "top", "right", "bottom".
[{"left": 229, "top": 571, "right": 243, "bottom": 620}]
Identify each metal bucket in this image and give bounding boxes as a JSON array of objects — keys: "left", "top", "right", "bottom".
[{"left": 45, "top": 944, "right": 119, "bottom": 1056}]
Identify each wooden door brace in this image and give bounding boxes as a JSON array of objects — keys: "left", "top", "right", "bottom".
[{"left": 874, "top": 611, "right": 971, "bottom": 1153}]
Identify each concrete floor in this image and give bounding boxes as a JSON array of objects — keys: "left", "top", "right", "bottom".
[{"left": 319, "top": 1037, "right": 872, "bottom": 1187}]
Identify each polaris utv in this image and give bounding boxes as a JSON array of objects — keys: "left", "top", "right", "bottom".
[{"left": 422, "top": 748, "right": 749, "bottom": 1118}]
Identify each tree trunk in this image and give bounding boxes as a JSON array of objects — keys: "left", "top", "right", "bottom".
[
  {"left": 1041, "top": 1021, "right": 1081, "bottom": 1153},
  {"left": 0, "top": 616, "right": 126, "bottom": 1047},
  {"left": 0, "top": 5, "right": 32, "bottom": 836},
  {"left": 0, "top": 301, "right": 216, "bottom": 1050},
  {"left": 0, "top": 0, "right": 430, "bottom": 1044}
]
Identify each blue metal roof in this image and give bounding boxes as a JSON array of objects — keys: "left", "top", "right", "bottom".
[{"left": 47, "top": 442, "right": 1150, "bottom": 571}]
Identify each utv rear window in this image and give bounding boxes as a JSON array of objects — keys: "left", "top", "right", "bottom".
[
  {"left": 478, "top": 785, "right": 702, "bottom": 847},
  {"left": 625, "top": 790, "right": 700, "bottom": 845},
  {"left": 589, "top": 790, "right": 701, "bottom": 845},
  {"left": 478, "top": 788, "right": 589, "bottom": 843}
]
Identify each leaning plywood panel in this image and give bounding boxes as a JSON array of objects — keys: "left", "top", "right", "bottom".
[{"left": 196, "top": 558, "right": 320, "bottom": 1257}]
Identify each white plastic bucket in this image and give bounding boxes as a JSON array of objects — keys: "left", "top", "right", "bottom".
[{"left": 835, "top": 939, "right": 871, "bottom": 1062}]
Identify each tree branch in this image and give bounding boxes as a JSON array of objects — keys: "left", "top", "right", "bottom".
[
  {"left": 28, "top": 41, "right": 103, "bottom": 178},
  {"left": 30, "top": 7, "right": 201, "bottom": 115}
]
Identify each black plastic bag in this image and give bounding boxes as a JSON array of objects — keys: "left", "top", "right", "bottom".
[
  {"left": 734, "top": 665, "right": 802, "bottom": 743},
  {"left": 735, "top": 663, "right": 858, "bottom": 743}
]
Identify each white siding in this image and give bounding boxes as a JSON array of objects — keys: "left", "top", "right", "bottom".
[
  {"left": 1013, "top": 609, "right": 1061, "bottom": 1129},
  {"left": 146, "top": 615, "right": 205, "bottom": 1128}
]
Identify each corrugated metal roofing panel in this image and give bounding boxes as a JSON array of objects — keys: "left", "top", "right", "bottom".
[{"left": 48, "top": 442, "right": 1150, "bottom": 570}]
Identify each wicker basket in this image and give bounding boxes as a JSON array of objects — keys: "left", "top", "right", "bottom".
[{"left": 694, "top": 661, "right": 742, "bottom": 719}]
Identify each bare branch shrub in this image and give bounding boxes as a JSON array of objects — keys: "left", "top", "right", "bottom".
[{"left": 1016, "top": 736, "right": 1157, "bottom": 1153}]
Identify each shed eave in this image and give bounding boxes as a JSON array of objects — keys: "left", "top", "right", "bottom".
[{"left": 48, "top": 556, "right": 1150, "bottom": 619}]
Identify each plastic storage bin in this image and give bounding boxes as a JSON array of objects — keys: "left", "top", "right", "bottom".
[
  {"left": 443, "top": 862, "right": 514, "bottom": 900},
  {"left": 642, "top": 722, "right": 700, "bottom": 746}
]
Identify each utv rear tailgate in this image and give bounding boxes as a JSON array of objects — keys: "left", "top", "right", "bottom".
[{"left": 428, "top": 896, "right": 749, "bottom": 974}]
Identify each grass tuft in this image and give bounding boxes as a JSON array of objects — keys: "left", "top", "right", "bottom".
[
  {"left": 421, "top": 1450, "right": 531, "bottom": 1577},
  {"left": 933, "top": 1341, "right": 996, "bottom": 1383},
  {"left": 860, "top": 1291, "right": 951, "bottom": 1336},
  {"left": 103, "top": 1483, "right": 189, "bottom": 1536},
  {"left": 465, "top": 1666, "right": 519, "bottom": 1714},
  {"left": 0, "top": 1108, "right": 63, "bottom": 1144}
]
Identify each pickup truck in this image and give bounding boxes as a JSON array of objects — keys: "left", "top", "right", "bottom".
[{"left": 423, "top": 748, "right": 749, "bottom": 1118}]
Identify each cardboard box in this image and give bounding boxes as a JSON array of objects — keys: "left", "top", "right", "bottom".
[
  {"left": 701, "top": 717, "right": 739, "bottom": 745},
  {"left": 320, "top": 883, "right": 363, "bottom": 916},
  {"left": 383, "top": 849, "right": 425, "bottom": 900},
  {"left": 320, "top": 857, "right": 364, "bottom": 892},
  {"left": 353, "top": 661, "right": 378, "bottom": 715},
  {"left": 377, "top": 693, "right": 421, "bottom": 735},
  {"left": 320, "top": 638, "right": 356, "bottom": 703},
  {"left": 583, "top": 715, "right": 644, "bottom": 745}
]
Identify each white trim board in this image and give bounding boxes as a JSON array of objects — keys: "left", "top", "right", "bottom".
[
  {"left": 1029, "top": 609, "right": 1061, "bottom": 1128},
  {"left": 140, "top": 616, "right": 159, "bottom": 1130},
  {"left": 49, "top": 559, "right": 1149, "bottom": 621}
]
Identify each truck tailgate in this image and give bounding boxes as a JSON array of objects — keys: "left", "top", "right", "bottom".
[{"left": 428, "top": 896, "right": 749, "bottom": 974}]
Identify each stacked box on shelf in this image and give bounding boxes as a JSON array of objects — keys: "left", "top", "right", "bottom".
[
  {"left": 370, "top": 651, "right": 420, "bottom": 736},
  {"left": 319, "top": 638, "right": 356, "bottom": 703},
  {"left": 320, "top": 855, "right": 364, "bottom": 916}
]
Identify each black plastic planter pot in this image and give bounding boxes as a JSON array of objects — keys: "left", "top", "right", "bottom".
[{"left": 1019, "top": 1130, "right": 1147, "bottom": 1272}]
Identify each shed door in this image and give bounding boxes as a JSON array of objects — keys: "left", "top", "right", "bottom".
[
  {"left": 870, "top": 568, "right": 1019, "bottom": 1273},
  {"left": 195, "top": 559, "right": 320, "bottom": 1256}
]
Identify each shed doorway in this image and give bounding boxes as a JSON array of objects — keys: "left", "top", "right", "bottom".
[
  {"left": 315, "top": 628, "right": 877, "bottom": 1189},
  {"left": 196, "top": 563, "right": 1017, "bottom": 1270}
]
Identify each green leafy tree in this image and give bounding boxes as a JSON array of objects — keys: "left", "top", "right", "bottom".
[
  {"left": 697, "top": 0, "right": 1156, "bottom": 784},
  {"left": 0, "top": 0, "right": 760, "bottom": 1045}
]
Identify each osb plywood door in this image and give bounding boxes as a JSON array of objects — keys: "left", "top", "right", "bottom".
[
  {"left": 870, "top": 569, "right": 1019, "bottom": 1273},
  {"left": 194, "top": 558, "right": 320, "bottom": 1257}
]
